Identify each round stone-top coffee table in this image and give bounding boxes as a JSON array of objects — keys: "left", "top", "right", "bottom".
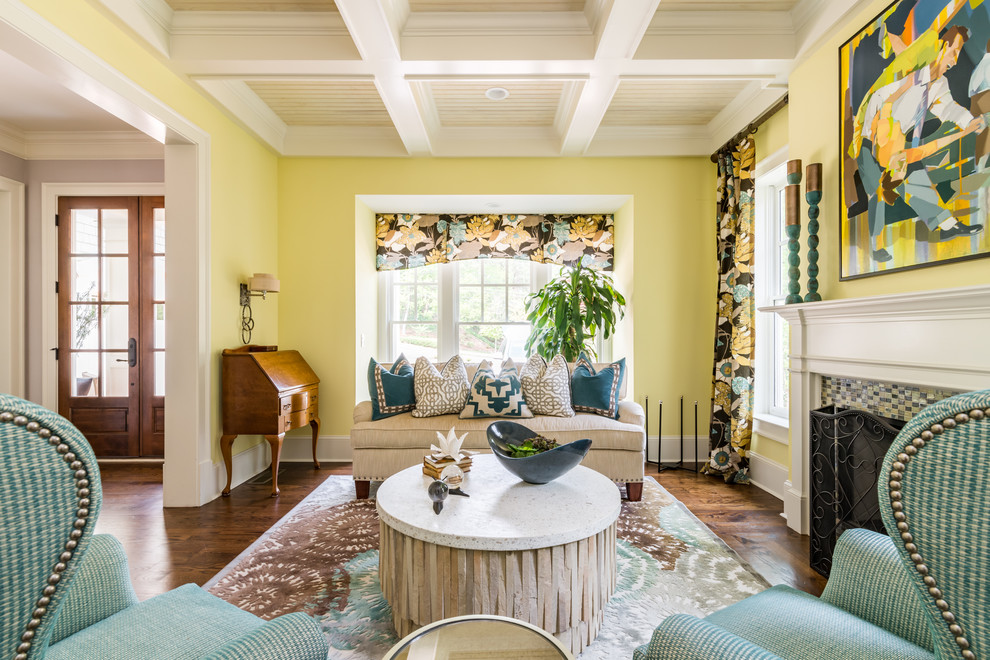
[{"left": 377, "top": 454, "right": 620, "bottom": 655}]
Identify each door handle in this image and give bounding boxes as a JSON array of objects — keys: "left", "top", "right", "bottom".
[{"left": 115, "top": 338, "right": 137, "bottom": 367}]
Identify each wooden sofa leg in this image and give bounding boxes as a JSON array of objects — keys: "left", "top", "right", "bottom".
[
  {"left": 626, "top": 482, "right": 643, "bottom": 502},
  {"left": 355, "top": 480, "right": 370, "bottom": 499}
]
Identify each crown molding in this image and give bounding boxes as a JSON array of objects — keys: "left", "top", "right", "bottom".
[
  {"left": 170, "top": 10, "right": 349, "bottom": 36},
  {"left": 706, "top": 80, "right": 787, "bottom": 153},
  {"left": 0, "top": 121, "right": 27, "bottom": 160},
  {"left": 282, "top": 126, "right": 407, "bottom": 157},
  {"left": 586, "top": 125, "right": 710, "bottom": 157},
  {"left": 91, "top": 0, "right": 173, "bottom": 56},
  {"left": 23, "top": 131, "right": 163, "bottom": 160},
  {"left": 789, "top": 0, "right": 825, "bottom": 35}
]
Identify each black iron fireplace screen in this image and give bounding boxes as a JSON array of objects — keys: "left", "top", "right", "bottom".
[{"left": 809, "top": 405, "right": 905, "bottom": 577}]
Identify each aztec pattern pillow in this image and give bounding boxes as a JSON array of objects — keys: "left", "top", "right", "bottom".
[
  {"left": 571, "top": 353, "right": 625, "bottom": 419},
  {"left": 460, "top": 358, "right": 533, "bottom": 419},
  {"left": 367, "top": 354, "right": 415, "bottom": 421},
  {"left": 519, "top": 354, "right": 574, "bottom": 417},
  {"left": 411, "top": 355, "right": 470, "bottom": 417}
]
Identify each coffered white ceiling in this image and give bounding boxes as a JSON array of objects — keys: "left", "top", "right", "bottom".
[{"left": 84, "top": 0, "right": 864, "bottom": 156}]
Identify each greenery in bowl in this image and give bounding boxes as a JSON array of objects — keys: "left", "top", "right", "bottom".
[{"left": 506, "top": 435, "right": 559, "bottom": 458}]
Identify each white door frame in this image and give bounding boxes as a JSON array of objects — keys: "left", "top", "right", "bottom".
[
  {"left": 0, "top": 174, "right": 25, "bottom": 397},
  {"left": 0, "top": 2, "right": 213, "bottom": 506}
]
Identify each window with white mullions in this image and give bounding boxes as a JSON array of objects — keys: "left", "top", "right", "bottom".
[{"left": 755, "top": 152, "right": 791, "bottom": 425}]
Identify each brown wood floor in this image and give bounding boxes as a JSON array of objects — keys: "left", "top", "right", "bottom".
[{"left": 95, "top": 461, "right": 826, "bottom": 602}]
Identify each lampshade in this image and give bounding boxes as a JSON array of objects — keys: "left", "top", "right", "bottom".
[{"left": 248, "top": 273, "right": 280, "bottom": 293}]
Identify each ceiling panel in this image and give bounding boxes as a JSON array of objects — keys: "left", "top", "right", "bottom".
[
  {"left": 165, "top": 0, "right": 336, "bottom": 11},
  {"left": 431, "top": 81, "right": 565, "bottom": 127},
  {"left": 409, "top": 1, "right": 584, "bottom": 12},
  {"left": 655, "top": 0, "right": 800, "bottom": 11},
  {"left": 601, "top": 79, "right": 750, "bottom": 127},
  {"left": 247, "top": 81, "right": 392, "bottom": 126}
]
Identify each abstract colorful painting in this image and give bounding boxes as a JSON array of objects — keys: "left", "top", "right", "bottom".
[{"left": 840, "top": 0, "right": 990, "bottom": 279}]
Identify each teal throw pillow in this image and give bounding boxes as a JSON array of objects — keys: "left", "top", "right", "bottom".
[
  {"left": 368, "top": 354, "right": 415, "bottom": 421},
  {"left": 460, "top": 359, "right": 533, "bottom": 419},
  {"left": 571, "top": 353, "right": 625, "bottom": 418}
]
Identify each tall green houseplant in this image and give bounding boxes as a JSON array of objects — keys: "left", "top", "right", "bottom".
[{"left": 524, "top": 261, "right": 626, "bottom": 361}]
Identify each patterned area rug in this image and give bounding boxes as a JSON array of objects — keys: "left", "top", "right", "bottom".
[{"left": 205, "top": 476, "right": 769, "bottom": 659}]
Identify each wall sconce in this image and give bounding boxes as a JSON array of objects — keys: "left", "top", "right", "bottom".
[{"left": 240, "top": 273, "right": 280, "bottom": 344}]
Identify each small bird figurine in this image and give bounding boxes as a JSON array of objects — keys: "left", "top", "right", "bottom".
[{"left": 428, "top": 479, "right": 449, "bottom": 515}]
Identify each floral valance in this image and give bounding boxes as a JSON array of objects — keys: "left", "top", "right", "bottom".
[{"left": 376, "top": 213, "right": 614, "bottom": 272}]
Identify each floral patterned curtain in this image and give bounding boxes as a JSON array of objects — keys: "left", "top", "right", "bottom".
[
  {"left": 702, "top": 134, "right": 756, "bottom": 485},
  {"left": 376, "top": 213, "right": 614, "bottom": 271}
]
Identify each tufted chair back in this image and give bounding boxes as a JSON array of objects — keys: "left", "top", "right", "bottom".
[
  {"left": 880, "top": 389, "right": 990, "bottom": 660},
  {"left": 0, "top": 394, "right": 101, "bottom": 660}
]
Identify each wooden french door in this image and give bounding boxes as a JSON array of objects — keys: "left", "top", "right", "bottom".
[{"left": 57, "top": 196, "right": 165, "bottom": 457}]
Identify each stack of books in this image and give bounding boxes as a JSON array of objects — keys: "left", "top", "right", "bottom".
[{"left": 423, "top": 452, "right": 473, "bottom": 480}]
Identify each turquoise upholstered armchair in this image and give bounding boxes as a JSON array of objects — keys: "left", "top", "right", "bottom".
[
  {"left": 0, "top": 394, "right": 329, "bottom": 660},
  {"left": 635, "top": 388, "right": 990, "bottom": 660}
]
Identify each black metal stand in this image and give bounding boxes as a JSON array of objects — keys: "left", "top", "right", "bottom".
[
  {"left": 645, "top": 395, "right": 659, "bottom": 465},
  {"left": 658, "top": 396, "right": 699, "bottom": 473}
]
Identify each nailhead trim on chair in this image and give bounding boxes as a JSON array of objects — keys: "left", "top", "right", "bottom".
[
  {"left": 1, "top": 409, "right": 93, "bottom": 660},
  {"left": 888, "top": 406, "right": 987, "bottom": 660}
]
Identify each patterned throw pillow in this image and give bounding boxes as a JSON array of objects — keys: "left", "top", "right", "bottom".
[
  {"left": 460, "top": 359, "right": 534, "bottom": 419},
  {"left": 367, "top": 354, "right": 415, "bottom": 421},
  {"left": 520, "top": 355, "right": 574, "bottom": 417},
  {"left": 411, "top": 355, "right": 470, "bottom": 417},
  {"left": 571, "top": 353, "right": 625, "bottom": 418}
]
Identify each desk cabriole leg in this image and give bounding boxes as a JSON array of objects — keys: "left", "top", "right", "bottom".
[
  {"left": 220, "top": 434, "right": 237, "bottom": 496},
  {"left": 310, "top": 416, "right": 321, "bottom": 469},
  {"left": 266, "top": 433, "right": 284, "bottom": 497}
]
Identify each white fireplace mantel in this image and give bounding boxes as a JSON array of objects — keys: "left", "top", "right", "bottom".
[{"left": 764, "top": 284, "right": 990, "bottom": 534}]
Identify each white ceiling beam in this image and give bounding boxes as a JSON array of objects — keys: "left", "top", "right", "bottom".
[
  {"left": 90, "top": 0, "right": 173, "bottom": 58},
  {"left": 559, "top": 0, "right": 661, "bottom": 156},
  {"left": 706, "top": 81, "right": 788, "bottom": 154},
  {"left": 193, "top": 78, "right": 287, "bottom": 153},
  {"left": 334, "top": 0, "right": 432, "bottom": 156}
]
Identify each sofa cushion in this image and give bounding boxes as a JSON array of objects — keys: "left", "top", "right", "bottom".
[
  {"left": 520, "top": 354, "right": 574, "bottom": 417},
  {"left": 571, "top": 354, "right": 625, "bottom": 418},
  {"left": 352, "top": 404, "right": 644, "bottom": 452},
  {"left": 460, "top": 359, "right": 533, "bottom": 419},
  {"left": 412, "top": 355, "right": 470, "bottom": 417},
  {"left": 368, "top": 354, "right": 415, "bottom": 420}
]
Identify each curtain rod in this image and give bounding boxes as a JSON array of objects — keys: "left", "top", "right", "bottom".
[{"left": 709, "top": 94, "right": 789, "bottom": 163}]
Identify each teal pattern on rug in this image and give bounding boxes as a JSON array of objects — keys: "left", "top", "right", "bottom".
[{"left": 206, "top": 476, "right": 768, "bottom": 659}]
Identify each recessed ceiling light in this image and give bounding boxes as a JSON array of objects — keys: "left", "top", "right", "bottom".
[{"left": 485, "top": 87, "right": 510, "bottom": 101}]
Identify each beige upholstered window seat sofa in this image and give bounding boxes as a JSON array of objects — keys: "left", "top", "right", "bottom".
[{"left": 350, "top": 362, "right": 646, "bottom": 501}]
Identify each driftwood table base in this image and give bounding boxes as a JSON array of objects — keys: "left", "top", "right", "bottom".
[{"left": 379, "top": 519, "right": 617, "bottom": 656}]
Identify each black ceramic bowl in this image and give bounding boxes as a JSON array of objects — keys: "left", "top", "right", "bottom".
[{"left": 486, "top": 421, "right": 592, "bottom": 484}]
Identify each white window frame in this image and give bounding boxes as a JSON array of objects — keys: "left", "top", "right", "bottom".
[
  {"left": 753, "top": 146, "right": 790, "bottom": 444},
  {"left": 378, "top": 261, "right": 609, "bottom": 363}
]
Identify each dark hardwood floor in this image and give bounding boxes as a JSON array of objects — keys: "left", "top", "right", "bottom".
[{"left": 95, "top": 461, "right": 826, "bottom": 602}]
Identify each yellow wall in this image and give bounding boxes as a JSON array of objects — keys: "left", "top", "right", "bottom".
[
  {"left": 278, "top": 157, "right": 717, "bottom": 437},
  {"left": 790, "top": 0, "right": 990, "bottom": 300},
  {"left": 23, "top": 0, "right": 281, "bottom": 461}
]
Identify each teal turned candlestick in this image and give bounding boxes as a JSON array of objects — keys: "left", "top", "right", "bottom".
[
  {"left": 804, "top": 163, "right": 822, "bottom": 302},
  {"left": 784, "top": 159, "right": 803, "bottom": 304}
]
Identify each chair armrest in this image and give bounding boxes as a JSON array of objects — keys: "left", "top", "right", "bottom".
[
  {"left": 617, "top": 400, "right": 645, "bottom": 427},
  {"left": 49, "top": 534, "right": 139, "bottom": 644},
  {"left": 820, "top": 528, "right": 931, "bottom": 651},
  {"left": 202, "top": 612, "right": 329, "bottom": 660},
  {"left": 353, "top": 400, "right": 372, "bottom": 424},
  {"left": 633, "top": 613, "right": 784, "bottom": 660}
]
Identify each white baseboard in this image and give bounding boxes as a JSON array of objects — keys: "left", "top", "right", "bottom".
[
  {"left": 646, "top": 435, "right": 708, "bottom": 464},
  {"left": 783, "top": 479, "right": 809, "bottom": 534},
  {"left": 210, "top": 441, "right": 271, "bottom": 498},
  {"left": 748, "top": 451, "right": 787, "bottom": 501},
  {"left": 280, "top": 435, "right": 352, "bottom": 463}
]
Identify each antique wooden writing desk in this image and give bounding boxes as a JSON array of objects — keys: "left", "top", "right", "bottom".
[{"left": 220, "top": 345, "right": 320, "bottom": 497}]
